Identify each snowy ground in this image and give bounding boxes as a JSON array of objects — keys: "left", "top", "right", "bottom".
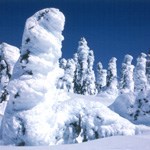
[
  {"left": 68, "top": 92, "right": 117, "bottom": 107},
  {"left": 0, "top": 134, "right": 150, "bottom": 150}
]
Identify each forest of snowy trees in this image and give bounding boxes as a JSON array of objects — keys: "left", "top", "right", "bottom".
[
  {"left": 0, "top": 8, "right": 150, "bottom": 146},
  {"left": 57, "top": 37, "right": 150, "bottom": 96}
]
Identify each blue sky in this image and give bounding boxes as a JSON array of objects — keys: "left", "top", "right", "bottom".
[{"left": 0, "top": 0, "right": 150, "bottom": 71}]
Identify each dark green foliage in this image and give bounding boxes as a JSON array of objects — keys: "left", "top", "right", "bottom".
[
  {"left": 25, "top": 38, "right": 30, "bottom": 44},
  {"left": 14, "top": 92, "right": 20, "bottom": 98},
  {"left": 20, "top": 50, "right": 30, "bottom": 64},
  {"left": 0, "top": 88, "right": 8, "bottom": 103}
]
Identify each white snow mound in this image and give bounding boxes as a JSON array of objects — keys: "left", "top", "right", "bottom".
[{"left": 110, "top": 90, "right": 150, "bottom": 125}]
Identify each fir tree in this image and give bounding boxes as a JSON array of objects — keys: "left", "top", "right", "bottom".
[
  {"left": 59, "top": 58, "right": 67, "bottom": 69},
  {"left": 106, "top": 57, "right": 118, "bottom": 90},
  {"left": 57, "top": 59, "right": 76, "bottom": 92},
  {"left": 73, "top": 53, "right": 79, "bottom": 93},
  {"left": 74, "top": 37, "right": 89, "bottom": 94},
  {"left": 74, "top": 37, "right": 96, "bottom": 95},
  {"left": 73, "top": 53, "right": 78, "bottom": 64},
  {"left": 120, "top": 54, "right": 134, "bottom": 93},
  {"left": 96, "top": 62, "right": 107, "bottom": 93},
  {"left": 0, "top": 43, "right": 20, "bottom": 103},
  {"left": 134, "top": 53, "right": 147, "bottom": 92},
  {"left": 146, "top": 50, "right": 150, "bottom": 85},
  {"left": 84, "top": 50, "right": 97, "bottom": 95}
]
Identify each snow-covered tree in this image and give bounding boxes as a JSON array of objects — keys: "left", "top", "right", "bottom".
[
  {"left": 84, "top": 50, "right": 97, "bottom": 95},
  {"left": 134, "top": 53, "right": 147, "bottom": 92},
  {"left": 1, "top": 8, "right": 65, "bottom": 145},
  {"left": 96, "top": 62, "right": 107, "bottom": 93},
  {"left": 74, "top": 38, "right": 96, "bottom": 95},
  {"left": 59, "top": 58, "right": 67, "bottom": 69},
  {"left": 0, "top": 43, "right": 20, "bottom": 103},
  {"left": 131, "top": 53, "right": 150, "bottom": 122},
  {"left": 73, "top": 53, "right": 79, "bottom": 92},
  {"left": 73, "top": 53, "right": 78, "bottom": 64},
  {"left": 120, "top": 54, "right": 134, "bottom": 93},
  {"left": 146, "top": 50, "right": 150, "bottom": 85},
  {"left": 57, "top": 59, "right": 76, "bottom": 92},
  {"left": 65, "top": 59, "right": 76, "bottom": 92},
  {"left": 106, "top": 57, "right": 118, "bottom": 91},
  {"left": 74, "top": 38, "right": 89, "bottom": 94}
]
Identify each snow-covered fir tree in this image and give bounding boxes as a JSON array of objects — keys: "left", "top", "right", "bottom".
[
  {"left": 73, "top": 53, "right": 78, "bottom": 64},
  {"left": 74, "top": 37, "right": 96, "bottom": 95},
  {"left": 59, "top": 58, "right": 67, "bottom": 69},
  {"left": 65, "top": 59, "right": 76, "bottom": 92},
  {"left": 146, "top": 50, "right": 150, "bottom": 85},
  {"left": 85, "top": 50, "right": 97, "bottom": 95},
  {"left": 106, "top": 57, "right": 118, "bottom": 91},
  {"left": 73, "top": 53, "right": 78, "bottom": 92},
  {"left": 0, "top": 43, "right": 20, "bottom": 103},
  {"left": 120, "top": 54, "right": 134, "bottom": 93},
  {"left": 74, "top": 37, "right": 89, "bottom": 94},
  {"left": 0, "top": 8, "right": 65, "bottom": 145},
  {"left": 96, "top": 62, "right": 107, "bottom": 93},
  {"left": 57, "top": 58, "right": 76, "bottom": 92},
  {"left": 134, "top": 53, "right": 147, "bottom": 92}
]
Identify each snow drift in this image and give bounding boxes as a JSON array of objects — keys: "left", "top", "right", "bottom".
[
  {"left": 110, "top": 90, "right": 150, "bottom": 126},
  {"left": 110, "top": 53, "right": 150, "bottom": 126}
]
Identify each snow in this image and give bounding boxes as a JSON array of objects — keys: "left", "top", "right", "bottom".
[
  {"left": 120, "top": 54, "right": 134, "bottom": 93},
  {"left": 106, "top": 57, "right": 118, "bottom": 97},
  {"left": 0, "top": 43, "right": 20, "bottom": 79},
  {"left": 0, "top": 8, "right": 66, "bottom": 146},
  {"left": 0, "top": 43, "right": 20, "bottom": 114},
  {"left": 1, "top": 87, "right": 149, "bottom": 146},
  {"left": 74, "top": 37, "right": 97, "bottom": 95},
  {"left": 96, "top": 62, "right": 107, "bottom": 93},
  {"left": 110, "top": 90, "right": 150, "bottom": 126},
  {"left": 134, "top": 53, "right": 147, "bottom": 92},
  {"left": 57, "top": 58, "right": 76, "bottom": 92},
  {"left": 59, "top": 58, "right": 67, "bottom": 69},
  {"left": 0, "top": 134, "right": 150, "bottom": 150},
  {"left": 146, "top": 52, "right": 150, "bottom": 84},
  {"left": 0, "top": 6, "right": 150, "bottom": 148}
]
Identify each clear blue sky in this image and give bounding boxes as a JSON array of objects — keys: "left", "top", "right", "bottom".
[{"left": 1, "top": 0, "right": 150, "bottom": 71}]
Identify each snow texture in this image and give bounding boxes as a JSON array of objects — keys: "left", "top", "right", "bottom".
[
  {"left": 146, "top": 51, "right": 150, "bottom": 84},
  {"left": 120, "top": 54, "right": 134, "bottom": 93},
  {"left": 0, "top": 7, "right": 150, "bottom": 147},
  {"left": 86, "top": 50, "right": 97, "bottom": 95},
  {"left": 57, "top": 59, "right": 76, "bottom": 92},
  {"left": 110, "top": 89, "right": 150, "bottom": 125},
  {"left": 134, "top": 53, "right": 147, "bottom": 92},
  {"left": 1, "top": 134, "right": 150, "bottom": 150},
  {"left": 106, "top": 57, "right": 118, "bottom": 95},
  {"left": 59, "top": 58, "right": 67, "bottom": 70},
  {"left": 96, "top": 62, "right": 107, "bottom": 93},
  {"left": 0, "top": 8, "right": 66, "bottom": 146},
  {"left": 50, "top": 97, "right": 144, "bottom": 145},
  {"left": 74, "top": 38, "right": 97, "bottom": 95},
  {"left": 0, "top": 43, "right": 20, "bottom": 114}
]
